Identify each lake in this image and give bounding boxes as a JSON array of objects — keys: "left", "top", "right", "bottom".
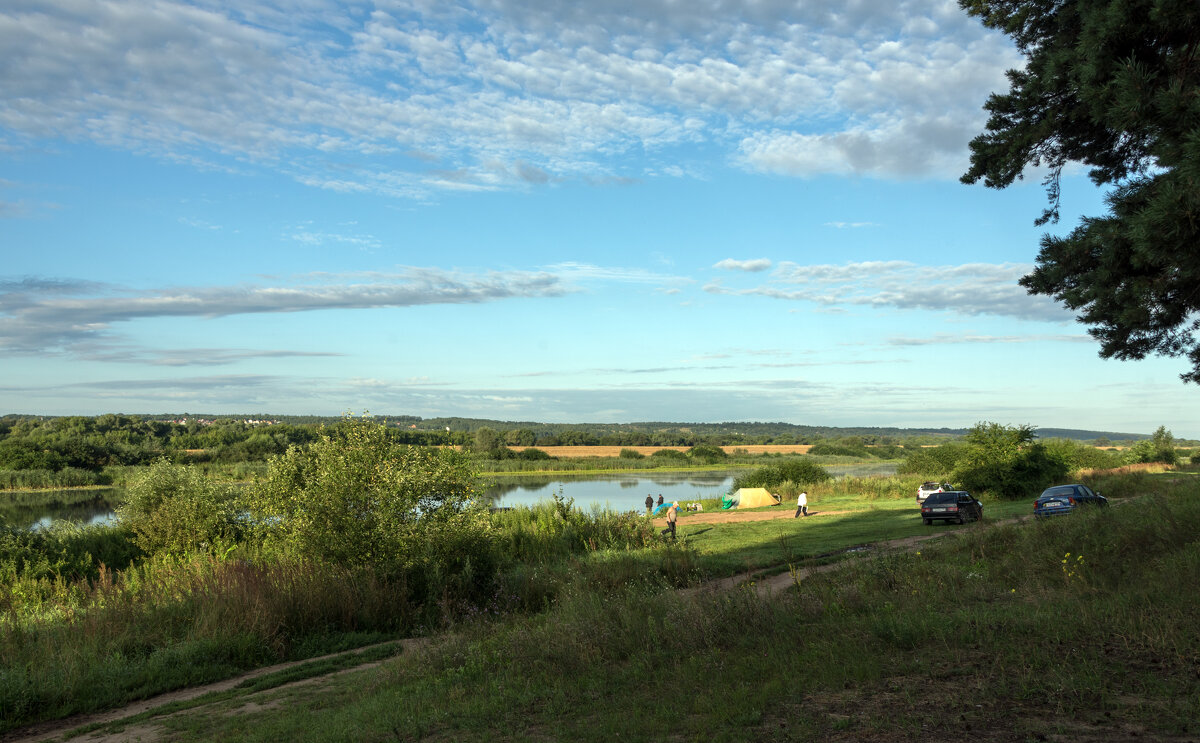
[{"left": 483, "top": 470, "right": 737, "bottom": 511}]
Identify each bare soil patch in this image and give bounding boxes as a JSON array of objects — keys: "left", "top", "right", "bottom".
[{"left": 652, "top": 506, "right": 848, "bottom": 526}]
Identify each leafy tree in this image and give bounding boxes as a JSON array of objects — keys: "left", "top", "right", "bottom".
[
  {"left": 118, "top": 459, "right": 240, "bottom": 555},
  {"left": 952, "top": 422, "right": 1069, "bottom": 498},
  {"left": 246, "top": 417, "right": 488, "bottom": 573},
  {"left": 898, "top": 443, "right": 968, "bottom": 476},
  {"left": 1126, "top": 425, "right": 1179, "bottom": 464},
  {"left": 960, "top": 0, "right": 1200, "bottom": 381}
]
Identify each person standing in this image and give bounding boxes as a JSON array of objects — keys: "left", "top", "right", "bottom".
[
  {"left": 661, "top": 501, "right": 679, "bottom": 539},
  {"left": 645, "top": 494, "right": 654, "bottom": 514},
  {"left": 794, "top": 491, "right": 808, "bottom": 518},
  {"left": 656, "top": 494, "right": 664, "bottom": 508}
]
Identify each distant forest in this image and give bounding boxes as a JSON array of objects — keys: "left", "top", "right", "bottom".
[{"left": 0, "top": 412, "right": 1172, "bottom": 477}]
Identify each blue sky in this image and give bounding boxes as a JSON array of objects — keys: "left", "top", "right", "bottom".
[{"left": 1, "top": 0, "right": 1196, "bottom": 437}]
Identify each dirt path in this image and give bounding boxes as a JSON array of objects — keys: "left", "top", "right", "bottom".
[
  {"left": 651, "top": 506, "right": 849, "bottom": 526},
  {"left": 4, "top": 508, "right": 945, "bottom": 743},
  {"left": 1, "top": 640, "right": 429, "bottom": 743}
]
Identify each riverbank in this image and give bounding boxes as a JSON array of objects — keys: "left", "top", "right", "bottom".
[{"left": 12, "top": 474, "right": 1198, "bottom": 743}]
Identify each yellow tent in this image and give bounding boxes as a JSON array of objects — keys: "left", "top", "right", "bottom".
[{"left": 729, "top": 487, "right": 780, "bottom": 509}]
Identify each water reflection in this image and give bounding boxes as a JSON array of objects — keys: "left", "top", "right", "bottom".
[
  {"left": 482, "top": 471, "right": 737, "bottom": 511},
  {"left": 1, "top": 489, "right": 122, "bottom": 531}
]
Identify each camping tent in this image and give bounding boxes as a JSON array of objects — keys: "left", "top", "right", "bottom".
[{"left": 720, "top": 487, "right": 780, "bottom": 509}]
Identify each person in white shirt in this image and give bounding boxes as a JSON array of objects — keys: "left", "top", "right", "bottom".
[{"left": 794, "top": 491, "right": 808, "bottom": 518}]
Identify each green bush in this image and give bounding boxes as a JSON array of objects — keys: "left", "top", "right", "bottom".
[
  {"left": 1124, "top": 427, "right": 1179, "bottom": 466},
  {"left": 618, "top": 448, "right": 645, "bottom": 459},
  {"left": 245, "top": 417, "right": 491, "bottom": 584},
  {"left": 1041, "top": 439, "right": 1124, "bottom": 471},
  {"left": 649, "top": 449, "right": 688, "bottom": 463},
  {"left": 950, "top": 423, "right": 1070, "bottom": 499},
  {"left": 687, "top": 445, "right": 727, "bottom": 463},
  {"left": 897, "top": 443, "right": 967, "bottom": 476},
  {"left": 734, "top": 459, "right": 830, "bottom": 490},
  {"left": 808, "top": 442, "right": 869, "bottom": 458},
  {"left": 118, "top": 459, "right": 241, "bottom": 556}
]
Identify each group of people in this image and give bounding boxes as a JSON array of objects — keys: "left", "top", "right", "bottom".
[{"left": 643, "top": 490, "right": 809, "bottom": 541}]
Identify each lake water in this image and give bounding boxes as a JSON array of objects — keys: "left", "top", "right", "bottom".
[
  {"left": 483, "top": 471, "right": 737, "bottom": 511},
  {"left": 10, "top": 462, "right": 897, "bottom": 528}
]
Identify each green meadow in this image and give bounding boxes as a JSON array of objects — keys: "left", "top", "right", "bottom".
[{"left": 64, "top": 470, "right": 1200, "bottom": 743}]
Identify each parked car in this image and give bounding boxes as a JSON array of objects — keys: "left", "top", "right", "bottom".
[
  {"left": 917, "top": 481, "right": 949, "bottom": 505},
  {"left": 920, "top": 490, "right": 983, "bottom": 525},
  {"left": 1034, "top": 484, "right": 1108, "bottom": 518}
]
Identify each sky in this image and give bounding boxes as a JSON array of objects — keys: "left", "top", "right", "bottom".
[{"left": 1, "top": 0, "right": 1196, "bottom": 437}]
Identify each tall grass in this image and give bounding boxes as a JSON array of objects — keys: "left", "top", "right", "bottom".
[
  {"left": 351, "top": 478, "right": 1200, "bottom": 742},
  {"left": 0, "top": 495, "right": 685, "bottom": 733},
  {"left": 0, "top": 467, "right": 109, "bottom": 490}
]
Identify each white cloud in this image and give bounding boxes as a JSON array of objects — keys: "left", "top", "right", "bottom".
[
  {"left": 0, "top": 0, "right": 1021, "bottom": 195},
  {"left": 0, "top": 267, "right": 568, "bottom": 355},
  {"left": 714, "top": 258, "right": 772, "bottom": 272},
  {"left": 705, "top": 260, "right": 1073, "bottom": 322}
]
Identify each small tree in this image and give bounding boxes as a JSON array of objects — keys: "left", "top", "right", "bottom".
[
  {"left": 118, "top": 459, "right": 240, "bottom": 555},
  {"left": 1125, "top": 425, "right": 1179, "bottom": 465},
  {"left": 246, "top": 417, "right": 489, "bottom": 573},
  {"left": 952, "top": 422, "right": 1068, "bottom": 499}
]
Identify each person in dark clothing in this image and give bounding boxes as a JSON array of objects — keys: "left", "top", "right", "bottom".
[
  {"left": 656, "top": 494, "right": 664, "bottom": 508},
  {"left": 645, "top": 494, "right": 654, "bottom": 514}
]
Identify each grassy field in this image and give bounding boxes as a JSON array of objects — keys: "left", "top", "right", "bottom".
[
  {"left": 71, "top": 471, "right": 1198, "bottom": 743},
  {"left": 7, "top": 466, "right": 1196, "bottom": 741}
]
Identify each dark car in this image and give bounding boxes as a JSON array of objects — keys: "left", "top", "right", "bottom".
[
  {"left": 920, "top": 490, "right": 983, "bottom": 525},
  {"left": 1034, "top": 484, "right": 1108, "bottom": 518}
]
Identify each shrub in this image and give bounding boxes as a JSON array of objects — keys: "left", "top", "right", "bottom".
[
  {"left": 649, "top": 449, "right": 688, "bottom": 463},
  {"left": 1042, "top": 439, "right": 1124, "bottom": 471},
  {"left": 949, "top": 423, "right": 1070, "bottom": 499},
  {"left": 734, "top": 459, "right": 830, "bottom": 490},
  {"left": 517, "top": 447, "right": 554, "bottom": 461},
  {"left": 245, "top": 416, "right": 491, "bottom": 584},
  {"left": 808, "top": 442, "right": 869, "bottom": 458},
  {"left": 897, "top": 444, "right": 967, "bottom": 476},
  {"left": 687, "top": 445, "right": 727, "bottom": 463},
  {"left": 618, "top": 448, "right": 645, "bottom": 460},
  {"left": 118, "top": 459, "right": 241, "bottom": 556},
  {"left": 1124, "top": 427, "right": 1179, "bottom": 466}
]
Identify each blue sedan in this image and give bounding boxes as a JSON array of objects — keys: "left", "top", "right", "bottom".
[{"left": 1034, "top": 484, "right": 1108, "bottom": 518}]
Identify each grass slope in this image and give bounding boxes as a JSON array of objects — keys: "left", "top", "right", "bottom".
[{"left": 108, "top": 477, "right": 1198, "bottom": 742}]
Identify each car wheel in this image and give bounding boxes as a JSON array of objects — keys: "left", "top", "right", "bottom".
[
  {"left": 922, "top": 518, "right": 931, "bottom": 526},
  {"left": 957, "top": 514, "right": 965, "bottom": 525}
]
